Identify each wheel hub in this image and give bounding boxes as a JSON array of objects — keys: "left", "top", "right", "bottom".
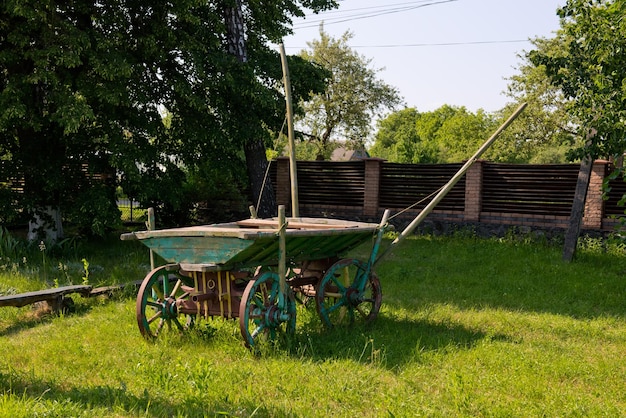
[
  {"left": 265, "top": 305, "right": 282, "bottom": 326},
  {"left": 162, "top": 297, "right": 178, "bottom": 319},
  {"left": 346, "top": 287, "right": 362, "bottom": 306}
]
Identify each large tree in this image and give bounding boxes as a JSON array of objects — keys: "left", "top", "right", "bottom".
[
  {"left": 529, "top": 0, "right": 626, "bottom": 161},
  {"left": 526, "top": 0, "right": 626, "bottom": 260},
  {"left": 296, "top": 26, "right": 403, "bottom": 159},
  {"left": 0, "top": 0, "right": 337, "bottom": 238},
  {"left": 494, "top": 36, "right": 581, "bottom": 164}
]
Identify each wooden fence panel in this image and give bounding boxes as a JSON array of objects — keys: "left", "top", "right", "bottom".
[
  {"left": 295, "top": 161, "right": 365, "bottom": 207},
  {"left": 481, "top": 163, "right": 579, "bottom": 216},
  {"left": 379, "top": 163, "right": 465, "bottom": 210}
]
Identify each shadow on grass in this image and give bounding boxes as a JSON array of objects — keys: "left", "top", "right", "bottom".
[
  {"left": 0, "top": 369, "right": 280, "bottom": 417},
  {"left": 290, "top": 307, "right": 512, "bottom": 370}
]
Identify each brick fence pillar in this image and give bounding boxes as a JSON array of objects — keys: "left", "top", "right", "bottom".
[
  {"left": 464, "top": 160, "right": 484, "bottom": 222},
  {"left": 275, "top": 157, "right": 291, "bottom": 208},
  {"left": 363, "top": 158, "right": 384, "bottom": 217},
  {"left": 582, "top": 160, "right": 609, "bottom": 229}
]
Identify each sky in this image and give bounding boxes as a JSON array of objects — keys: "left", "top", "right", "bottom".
[{"left": 281, "top": 0, "right": 566, "bottom": 113}]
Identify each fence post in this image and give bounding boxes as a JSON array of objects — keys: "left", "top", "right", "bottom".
[
  {"left": 363, "top": 158, "right": 384, "bottom": 218},
  {"left": 582, "top": 160, "right": 609, "bottom": 230},
  {"left": 275, "top": 157, "right": 291, "bottom": 209},
  {"left": 464, "top": 160, "right": 484, "bottom": 222}
]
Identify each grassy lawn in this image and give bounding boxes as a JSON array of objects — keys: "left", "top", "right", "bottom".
[{"left": 1, "top": 230, "right": 625, "bottom": 417}]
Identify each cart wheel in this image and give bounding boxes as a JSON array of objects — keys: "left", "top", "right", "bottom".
[
  {"left": 239, "top": 271, "right": 296, "bottom": 349},
  {"left": 316, "top": 258, "right": 382, "bottom": 328},
  {"left": 136, "top": 264, "right": 194, "bottom": 340}
]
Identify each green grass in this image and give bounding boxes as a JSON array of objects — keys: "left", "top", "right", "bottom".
[
  {"left": 118, "top": 204, "right": 147, "bottom": 223},
  {"left": 1, "top": 230, "right": 626, "bottom": 417}
]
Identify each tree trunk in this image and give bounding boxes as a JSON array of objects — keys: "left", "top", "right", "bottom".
[
  {"left": 28, "top": 206, "right": 64, "bottom": 243},
  {"left": 223, "top": 0, "right": 276, "bottom": 218},
  {"left": 244, "top": 139, "right": 276, "bottom": 218}
]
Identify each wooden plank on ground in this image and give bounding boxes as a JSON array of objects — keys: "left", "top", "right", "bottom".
[{"left": 0, "top": 285, "right": 92, "bottom": 308}]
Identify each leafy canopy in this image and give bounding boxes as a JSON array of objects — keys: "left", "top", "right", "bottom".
[
  {"left": 529, "top": 0, "right": 626, "bottom": 160},
  {"left": 370, "top": 105, "right": 497, "bottom": 163},
  {"left": 0, "top": 0, "right": 338, "bottom": 232}
]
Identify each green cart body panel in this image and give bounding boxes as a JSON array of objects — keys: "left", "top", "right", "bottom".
[{"left": 122, "top": 217, "right": 380, "bottom": 270}]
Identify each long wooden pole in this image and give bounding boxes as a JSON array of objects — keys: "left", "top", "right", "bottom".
[
  {"left": 277, "top": 205, "right": 287, "bottom": 297},
  {"left": 375, "top": 102, "right": 527, "bottom": 265},
  {"left": 147, "top": 207, "right": 156, "bottom": 270},
  {"left": 279, "top": 44, "right": 299, "bottom": 217}
]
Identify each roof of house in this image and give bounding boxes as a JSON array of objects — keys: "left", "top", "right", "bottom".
[{"left": 330, "top": 147, "right": 370, "bottom": 161}]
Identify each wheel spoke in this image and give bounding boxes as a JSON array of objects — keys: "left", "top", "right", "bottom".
[
  {"left": 248, "top": 311, "right": 264, "bottom": 320},
  {"left": 267, "top": 284, "right": 280, "bottom": 304},
  {"left": 172, "top": 316, "right": 184, "bottom": 331},
  {"left": 317, "top": 259, "right": 382, "bottom": 328},
  {"left": 155, "top": 318, "right": 165, "bottom": 335},
  {"left": 345, "top": 306, "right": 354, "bottom": 323},
  {"left": 251, "top": 294, "right": 265, "bottom": 308},
  {"left": 147, "top": 311, "right": 162, "bottom": 325},
  {"left": 250, "top": 323, "right": 265, "bottom": 339},
  {"left": 330, "top": 276, "right": 346, "bottom": 293},
  {"left": 355, "top": 304, "right": 369, "bottom": 318},
  {"left": 137, "top": 265, "right": 193, "bottom": 340},
  {"left": 162, "top": 275, "right": 170, "bottom": 297},
  {"left": 152, "top": 280, "right": 166, "bottom": 299},
  {"left": 169, "top": 279, "right": 182, "bottom": 298},
  {"left": 240, "top": 272, "right": 296, "bottom": 349},
  {"left": 324, "top": 299, "right": 345, "bottom": 315}
]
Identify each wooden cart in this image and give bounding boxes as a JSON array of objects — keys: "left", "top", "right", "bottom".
[
  {"left": 121, "top": 104, "right": 526, "bottom": 348},
  {"left": 120, "top": 211, "right": 389, "bottom": 348}
]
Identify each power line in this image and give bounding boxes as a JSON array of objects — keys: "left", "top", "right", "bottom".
[
  {"left": 283, "top": 39, "right": 530, "bottom": 50},
  {"left": 287, "top": 1, "right": 530, "bottom": 50},
  {"left": 294, "top": 0, "right": 458, "bottom": 29},
  {"left": 350, "top": 39, "right": 530, "bottom": 48}
]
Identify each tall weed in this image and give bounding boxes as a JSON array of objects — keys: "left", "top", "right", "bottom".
[{"left": 0, "top": 227, "right": 22, "bottom": 261}]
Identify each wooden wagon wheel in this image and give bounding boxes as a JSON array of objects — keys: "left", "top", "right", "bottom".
[
  {"left": 239, "top": 271, "right": 296, "bottom": 349},
  {"left": 316, "top": 258, "right": 382, "bottom": 328},
  {"left": 136, "top": 264, "right": 194, "bottom": 340}
]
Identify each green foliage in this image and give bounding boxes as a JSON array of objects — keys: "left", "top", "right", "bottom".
[
  {"left": 530, "top": 0, "right": 626, "bottom": 161},
  {"left": 296, "top": 26, "right": 404, "bottom": 159},
  {"left": 370, "top": 108, "right": 439, "bottom": 163},
  {"left": 64, "top": 183, "right": 121, "bottom": 237},
  {"left": 182, "top": 160, "right": 250, "bottom": 224},
  {"left": 0, "top": 227, "right": 22, "bottom": 261},
  {"left": 0, "top": 0, "right": 340, "bottom": 232},
  {"left": 496, "top": 35, "right": 582, "bottom": 163},
  {"left": 370, "top": 105, "right": 498, "bottom": 163}
]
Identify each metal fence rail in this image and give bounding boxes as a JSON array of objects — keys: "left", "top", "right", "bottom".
[{"left": 117, "top": 199, "right": 144, "bottom": 223}]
